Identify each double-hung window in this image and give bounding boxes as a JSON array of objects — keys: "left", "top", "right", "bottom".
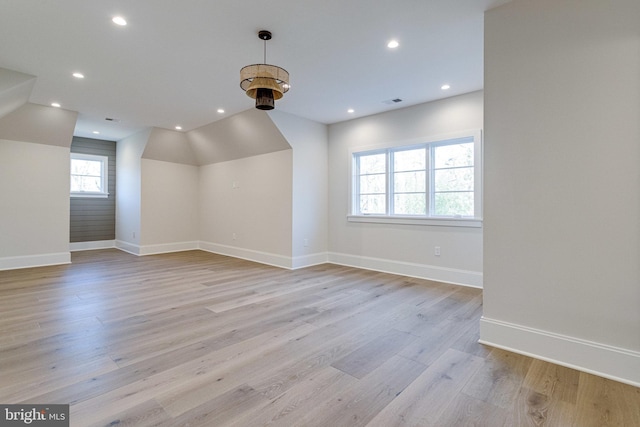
[
  {"left": 70, "top": 153, "right": 109, "bottom": 198},
  {"left": 351, "top": 132, "right": 481, "bottom": 226}
]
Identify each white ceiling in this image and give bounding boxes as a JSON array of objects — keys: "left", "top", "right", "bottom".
[{"left": 0, "top": 0, "right": 510, "bottom": 142}]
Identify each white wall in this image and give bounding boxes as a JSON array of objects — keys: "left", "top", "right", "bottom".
[
  {"left": 140, "top": 159, "right": 199, "bottom": 253},
  {"left": 0, "top": 140, "right": 70, "bottom": 269},
  {"left": 482, "top": 0, "right": 640, "bottom": 386},
  {"left": 268, "top": 110, "right": 329, "bottom": 268},
  {"left": 0, "top": 103, "right": 76, "bottom": 269},
  {"left": 115, "top": 129, "right": 150, "bottom": 254},
  {"left": 199, "top": 150, "right": 294, "bottom": 267},
  {"left": 327, "top": 91, "right": 484, "bottom": 286}
]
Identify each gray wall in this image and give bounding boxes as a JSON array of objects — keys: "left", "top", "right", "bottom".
[{"left": 70, "top": 137, "right": 116, "bottom": 242}]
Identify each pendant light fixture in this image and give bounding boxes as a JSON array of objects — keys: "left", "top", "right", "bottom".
[{"left": 240, "top": 30, "right": 290, "bottom": 110}]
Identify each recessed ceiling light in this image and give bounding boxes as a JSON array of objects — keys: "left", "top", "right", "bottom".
[
  {"left": 387, "top": 40, "right": 399, "bottom": 49},
  {"left": 441, "top": 84, "right": 451, "bottom": 90},
  {"left": 72, "top": 72, "right": 85, "bottom": 79},
  {"left": 112, "top": 16, "right": 127, "bottom": 26},
  {"left": 347, "top": 109, "right": 355, "bottom": 113},
  {"left": 51, "top": 102, "right": 61, "bottom": 108},
  {"left": 93, "top": 131, "right": 100, "bottom": 134},
  {"left": 175, "top": 126, "right": 182, "bottom": 130},
  {"left": 217, "top": 109, "right": 225, "bottom": 114}
]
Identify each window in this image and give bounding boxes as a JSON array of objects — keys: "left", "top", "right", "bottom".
[
  {"left": 351, "top": 132, "right": 481, "bottom": 226},
  {"left": 70, "top": 153, "right": 108, "bottom": 198}
]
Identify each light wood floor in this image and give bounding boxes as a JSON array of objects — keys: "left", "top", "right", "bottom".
[{"left": 1, "top": 250, "right": 638, "bottom": 426}]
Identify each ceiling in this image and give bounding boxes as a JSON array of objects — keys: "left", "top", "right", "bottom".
[{"left": 0, "top": 0, "right": 510, "bottom": 142}]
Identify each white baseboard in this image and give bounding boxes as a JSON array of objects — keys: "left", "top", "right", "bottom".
[
  {"left": 115, "top": 240, "right": 199, "bottom": 256},
  {"left": 114, "top": 240, "right": 327, "bottom": 270},
  {"left": 108, "top": 243, "right": 479, "bottom": 288},
  {"left": 327, "top": 252, "right": 483, "bottom": 288},
  {"left": 115, "top": 240, "right": 141, "bottom": 255},
  {"left": 139, "top": 241, "right": 199, "bottom": 256},
  {"left": 479, "top": 316, "right": 640, "bottom": 388},
  {"left": 70, "top": 240, "right": 116, "bottom": 252},
  {"left": 0, "top": 252, "right": 71, "bottom": 271},
  {"left": 199, "top": 241, "right": 294, "bottom": 269},
  {"left": 292, "top": 252, "right": 329, "bottom": 269}
]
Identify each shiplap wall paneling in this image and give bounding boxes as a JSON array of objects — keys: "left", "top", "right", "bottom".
[{"left": 70, "top": 137, "right": 116, "bottom": 242}]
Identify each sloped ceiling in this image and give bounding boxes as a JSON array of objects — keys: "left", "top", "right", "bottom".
[
  {"left": 0, "top": 68, "right": 36, "bottom": 120},
  {"left": 186, "top": 108, "right": 290, "bottom": 166},
  {"left": 139, "top": 108, "right": 290, "bottom": 166},
  {"left": 142, "top": 128, "right": 198, "bottom": 166},
  {"left": 0, "top": 103, "right": 77, "bottom": 148},
  {"left": 0, "top": 68, "right": 78, "bottom": 148}
]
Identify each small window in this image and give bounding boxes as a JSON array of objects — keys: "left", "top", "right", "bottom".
[
  {"left": 351, "top": 132, "right": 481, "bottom": 223},
  {"left": 356, "top": 151, "right": 387, "bottom": 214},
  {"left": 70, "top": 153, "right": 108, "bottom": 198},
  {"left": 431, "top": 140, "right": 475, "bottom": 217}
]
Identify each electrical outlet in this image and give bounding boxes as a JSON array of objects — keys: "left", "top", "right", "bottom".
[
  {"left": 435, "top": 246, "right": 441, "bottom": 256},
  {"left": 304, "top": 238, "right": 309, "bottom": 247},
  {"left": 232, "top": 233, "right": 237, "bottom": 240},
  {"left": 132, "top": 231, "right": 136, "bottom": 239}
]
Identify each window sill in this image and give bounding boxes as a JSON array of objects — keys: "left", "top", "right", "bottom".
[
  {"left": 347, "top": 215, "right": 482, "bottom": 228},
  {"left": 71, "top": 193, "right": 109, "bottom": 199}
]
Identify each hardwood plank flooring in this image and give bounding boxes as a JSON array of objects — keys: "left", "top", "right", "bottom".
[{"left": 0, "top": 249, "right": 638, "bottom": 426}]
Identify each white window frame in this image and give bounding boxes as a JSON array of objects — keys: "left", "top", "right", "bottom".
[
  {"left": 70, "top": 153, "right": 109, "bottom": 198},
  {"left": 348, "top": 130, "right": 482, "bottom": 228}
]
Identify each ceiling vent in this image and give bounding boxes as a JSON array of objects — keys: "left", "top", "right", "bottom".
[
  {"left": 382, "top": 98, "right": 403, "bottom": 105},
  {"left": 105, "top": 117, "right": 120, "bottom": 122}
]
